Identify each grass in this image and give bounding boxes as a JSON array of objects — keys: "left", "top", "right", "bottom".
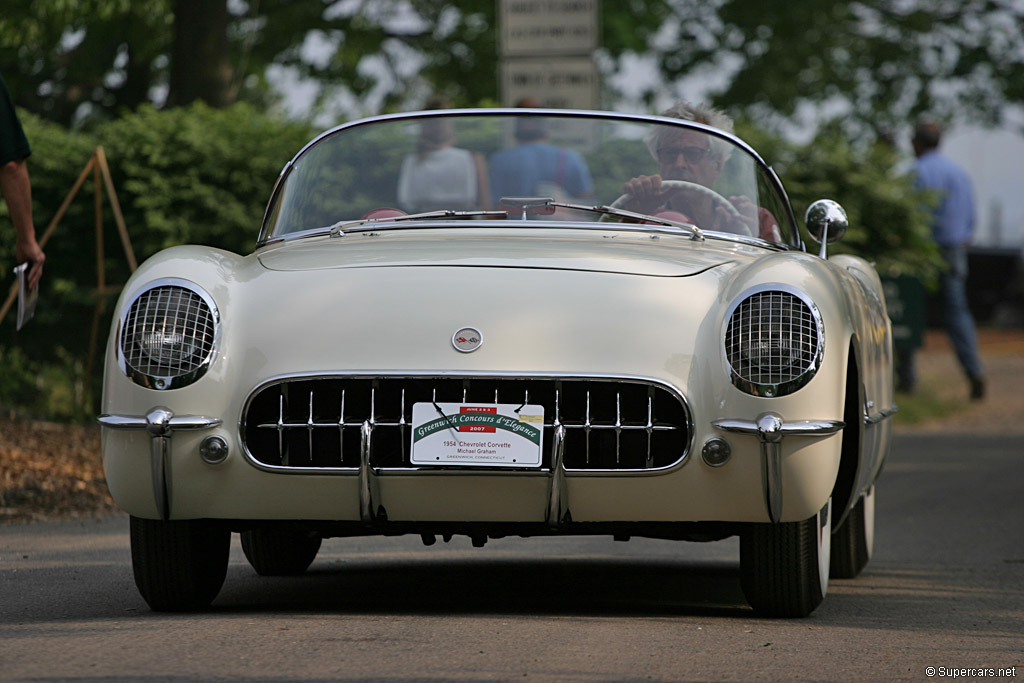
[{"left": 892, "top": 388, "right": 962, "bottom": 426}]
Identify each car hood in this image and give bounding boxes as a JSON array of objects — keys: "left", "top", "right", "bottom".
[{"left": 257, "top": 230, "right": 752, "bottom": 278}]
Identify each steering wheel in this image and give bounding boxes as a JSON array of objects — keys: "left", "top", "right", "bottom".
[{"left": 609, "top": 179, "right": 746, "bottom": 230}]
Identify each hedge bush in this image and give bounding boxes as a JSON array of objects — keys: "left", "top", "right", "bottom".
[{"left": 1, "top": 103, "right": 314, "bottom": 418}]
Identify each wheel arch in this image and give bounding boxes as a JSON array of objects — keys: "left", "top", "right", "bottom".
[{"left": 830, "top": 341, "right": 864, "bottom": 530}]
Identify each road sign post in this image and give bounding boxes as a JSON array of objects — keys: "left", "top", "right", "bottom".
[{"left": 498, "top": 0, "right": 600, "bottom": 109}]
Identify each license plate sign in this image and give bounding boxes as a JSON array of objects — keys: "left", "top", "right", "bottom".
[{"left": 410, "top": 403, "right": 545, "bottom": 467}]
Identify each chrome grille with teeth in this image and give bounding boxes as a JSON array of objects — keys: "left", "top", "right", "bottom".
[{"left": 242, "top": 376, "right": 691, "bottom": 472}]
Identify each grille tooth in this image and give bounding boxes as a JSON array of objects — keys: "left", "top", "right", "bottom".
[
  {"left": 725, "top": 290, "right": 820, "bottom": 395},
  {"left": 243, "top": 377, "right": 690, "bottom": 472}
]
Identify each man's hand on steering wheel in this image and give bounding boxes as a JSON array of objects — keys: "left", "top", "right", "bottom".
[
  {"left": 621, "top": 174, "right": 670, "bottom": 214},
  {"left": 616, "top": 178, "right": 755, "bottom": 235}
]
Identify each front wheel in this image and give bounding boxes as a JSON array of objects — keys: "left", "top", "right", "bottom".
[
  {"left": 740, "top": 499, "right": 831, "bottom": 618},
  {"left": 130, "top": 516, "right": 230, "bottom": 612},
  {"left": 241, "top": 527, "right": 322, "bottom": 576},
  {"left": 830, "top": 485, "right": 875, "bottom": 579}
]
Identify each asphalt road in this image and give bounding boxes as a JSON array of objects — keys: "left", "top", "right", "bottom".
[{"left": 1, "top": 433, "right": 1022, "bottom": 682}]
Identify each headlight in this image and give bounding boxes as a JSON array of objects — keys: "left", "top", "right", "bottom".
[
  {"left": 724, "top": 286, "right": 823, "bottom": 397},
  {"left": 117, "top": 278, "right": 219, "bottom": 390}
]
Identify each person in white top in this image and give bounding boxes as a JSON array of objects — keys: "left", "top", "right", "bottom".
[{"left": 398, "top": 101, "right": 489, "bottom": 213}]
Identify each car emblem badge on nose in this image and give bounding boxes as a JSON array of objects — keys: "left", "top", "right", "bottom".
[{"left": 452, "top": 327, "right": 483, "bottom": 353}]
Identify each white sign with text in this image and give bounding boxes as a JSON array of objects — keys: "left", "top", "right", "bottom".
[{"left": 411, "top": 402, "right": 545, "bottom": 467}]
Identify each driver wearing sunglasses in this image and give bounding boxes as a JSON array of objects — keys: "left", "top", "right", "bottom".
[{"left": 622, "top": 103, "right": 779, "bottom": 241}]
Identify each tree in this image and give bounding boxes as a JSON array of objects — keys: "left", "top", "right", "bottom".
[
  {"left": 654, "top": 0, "right": 1024, "bottom": 135},
  {"left": 3, "top": 1, "right": 1022, "bottom": 134},
  {"left": 0, "top": 1, "right": 673, "bottom": 124},
  {"left": 0, "top": 0, "right": 171, "bottom": 124},
  {"left": 167, "top": 0, "right": 233, "bottom": 108}
]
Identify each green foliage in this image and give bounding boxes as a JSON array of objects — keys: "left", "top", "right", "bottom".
[
  {"left": 0, "top": 345, "right": 42, "bottom": 413},
  {"left": 259, "top": 0, "right": 675, "bottom": 110},
  {"left": 1, "top": 103, "right": 314, "bottom": 419},
  {"left": 664, "top": 0, "right": 1024, "bottom": 133},
  {"left": 2, "top": 102, "right": 313, "bottom": 297},
  {"left": 96, "top": 103, "right": 314, "bottom": 256},
  {"left": 1, "top": 0, "right": 173, "bottom": 124},
  {"left": 0, "top": 343, "right": 92, "bottom": 421},
  {"left": 1, "top": 0, "right": 677, "bottom": 125},
  {"left": 4, "top": 0, "right": 1023, "bottom": 139},
  {"left": 737, "top": 120, "right": 943, "bottom": 283},
  {"left": 892, "top": 387, "right": 960, "bottom": 427}
]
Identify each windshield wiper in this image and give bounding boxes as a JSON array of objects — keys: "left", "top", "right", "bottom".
[
  {"left": 545, "top": 199, "right": 705, "bottom": 240},
  {"left": 328, "top": 209, "right": 508, "bottom": 237},
  {"left": 325, "top": 200, "right": 704, "bottom": 241},
  {"left": 493, "top": 195, "right": 704, "bottom": 240}
]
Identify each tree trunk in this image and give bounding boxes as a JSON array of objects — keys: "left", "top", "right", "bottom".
[{"left": 167, "top": 0, "right": 235, "bottom": 108}]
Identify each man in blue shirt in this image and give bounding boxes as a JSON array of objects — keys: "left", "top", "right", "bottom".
[
  {"left": 907, "top": 119, "right": 985, "bottom": 399},
  {"left": 488, "top": 99, "right": 593, "bottom": 204}
]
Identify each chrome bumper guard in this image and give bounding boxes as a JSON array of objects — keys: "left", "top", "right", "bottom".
[
  {"left": 713, "top": 413, "right": 844, "bottom": 524},
  {"left": 547, "top": 425, "right": 569, "bottom": 527},
  {"left": 97, "top": 407, "right": 222, "bottom": 520},
  {"left": 359, "top": 420, "right": 571, "bottom": 527}
]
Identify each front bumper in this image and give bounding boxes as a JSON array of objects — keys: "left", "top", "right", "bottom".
[{"left": 100, "top": 404, "right": 845, "bottom": 525}]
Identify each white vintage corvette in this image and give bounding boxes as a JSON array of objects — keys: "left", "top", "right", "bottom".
[{"left": 99, "top": 109, "right": 895, "bottom": 616}]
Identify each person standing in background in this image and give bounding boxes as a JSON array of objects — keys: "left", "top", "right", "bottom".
[
  {"left": 488, "top": 96, "right": 593, "bottom": 205},
  {"left": 906, "top": 118, "right": 985, "bottom": 400},
  {"left": 397, "top": 96, "right": 490, "bottom": 213},
  {"left": 0, "top": 73, "right": 45, "bottom": 292}
]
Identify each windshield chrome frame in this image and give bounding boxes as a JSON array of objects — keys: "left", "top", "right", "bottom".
[
  {"left": 256, "top": 108, "right": 803, "bottom": 251},
  {"left": 263, "top": 219, "right": 789, "bottom": 254}
]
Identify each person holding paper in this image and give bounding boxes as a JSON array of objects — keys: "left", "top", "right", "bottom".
[{"left": 1, "top": 73, "right": 44, "bottom": 291}]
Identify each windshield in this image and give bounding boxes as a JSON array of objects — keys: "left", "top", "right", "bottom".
[{"left": 261, "top": 110, "right": 799, "bottom": 247}]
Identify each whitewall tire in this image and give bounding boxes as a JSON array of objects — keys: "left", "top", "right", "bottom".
[{"left": 740, "top": 498, "right": 831, "bottom": 618}]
